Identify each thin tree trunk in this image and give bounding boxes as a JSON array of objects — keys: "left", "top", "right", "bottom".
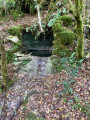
[{"left": 0, "top": 38, "right": 8, "bottom": 88}]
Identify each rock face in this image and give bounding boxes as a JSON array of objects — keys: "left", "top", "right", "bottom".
[
  {"left": 19, "top": 56, "right": 52, "bottom": 78},
  {"left": 7, "top": 35, "right": 19, "bottom": 43}
]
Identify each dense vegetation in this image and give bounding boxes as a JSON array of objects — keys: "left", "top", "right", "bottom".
[{"left": 0, "top": 0, "right": 90, "bottom": 119}]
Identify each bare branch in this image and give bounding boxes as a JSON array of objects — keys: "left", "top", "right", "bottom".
[{"left": 36, "top": 3, "right": 44, "bottom": 32}]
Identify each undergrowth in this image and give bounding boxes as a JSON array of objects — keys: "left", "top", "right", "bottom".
[{"left": 51, "top": 52, "right": 90, "bottom": 118}]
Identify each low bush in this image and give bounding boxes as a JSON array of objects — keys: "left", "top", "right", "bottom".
[{"left": 7, "top": 25, "right": 23, "bottom": 38}]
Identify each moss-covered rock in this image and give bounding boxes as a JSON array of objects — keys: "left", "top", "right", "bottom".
[
  {"left": 52, "top": 25, "right": 68, "bottom": 33},
  {"left": 7, "top": 25, "right": 23, "bottom": 38},
  {"left": 59, "top": 15, "right": 73, "bottom": 27},
  {"left": 53, "top": 31, "right": 76, "bottom": 45},
  {"left": 52, "top": 20, "right": 62, "bottom": 32},
  {"left": 52, "top": 15, "right": 76, "bottom": 57}
]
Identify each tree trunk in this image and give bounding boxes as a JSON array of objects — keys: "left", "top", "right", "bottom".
[
  {"left": 0, "top": 38, "right": 8, "bottom": 88},
  {"left": 75, "top": 0, "right": 84, "bottom": 59},
  {"left": 75, "top": 15, "right": 84, "bottom": 59}
]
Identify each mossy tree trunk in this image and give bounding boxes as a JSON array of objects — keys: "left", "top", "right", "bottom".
[
  {"left": 0, "top": 38, "right": 9, "bottom": 89},
  {"left": 75, "top": 15, "right": 84, "bottom": 59},
  {"left": 75, "top": 0, "right": 84, "bottom": 59}
]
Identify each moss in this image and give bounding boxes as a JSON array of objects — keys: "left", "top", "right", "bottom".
[
  {"left": 52, "top": 19, "right": 62, "bottom": 32},
  {"left": 59, "top": 31, "right": 76, "bottom": 45},
  {"left": 52, "top": 45, "right": 71, "bottom": 57},
  {"left": 6, "top": 39, "right": 21, "bottom": 63},
  {"left": 59, "top": 15, "right": 73, "bottom": 27},
  {"left": 52, "top": 15, "right": 73, "bottom": 32},
  {"left": 7, "top": 25, "right": 23, "bottom": 38},
  {"left": 74, "top": 0, "right": 84, "bottom": 59},
  {"left": 52, "top": 25, "right": 67, "bottom": 32},
  {"left": 53, "top": 31, "right": 76, "bottom": 45},
  {"left": 0, "top": 39, "right": 11, "bottom": 89},
  {"left": 75, "top": 15, "right": 84, "bottom": 59},
  {"left": 52, "top": 15, "right": 76, "bottom": 57}
]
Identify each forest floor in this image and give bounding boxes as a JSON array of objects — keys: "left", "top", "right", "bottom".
[
  {"left": 0, "top": 14, "right": 90, "bottom": 120},
  {"left": 7, "top": 58, "right": 90, "bottom": 120}
]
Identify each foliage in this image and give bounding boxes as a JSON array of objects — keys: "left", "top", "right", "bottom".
[
  {"left": 61, "top": 0, "right": 69, "bottom": 5},
  {"left": 51, "top": 52, "right": 83, "bottom": 73},
  {"left": 47, "top": 10, "right": 61, "bottom": 27},
  {"left": 26, "top": 23, "right": 41, "bottom": 39},
  {"left": 26, "top": 113, "right": 45, "bottom": 120},
  {"left": 15, "top": 0, "right": 36, "bottom": 15},
  {"left": 6, "top": 50, "right": 15, "bottom": 63},
  {"left": 0, "top": 0, "right": 16, "bottom": 16},
  {"left": 7, "top": 25, "right": 23, "bottom": 38},
  {"left": 6, "top": 0, "right": 16, "bottom": 10},
  {"left": 6, "top": 43, "right": 20, "bottom": 63},
  {"left": 0, "top": 0, "right": 5, "bottom": 16},
  {"left": 51, "top": 51, "right": 90, "bottom": 117},
  {"left": 10, "top": 9, "right": 24, "bottom": 21},
  {"left": 20, "top": 60, "right": 31, "bottom": 66},
  {"left": 47, "top": 12, "right": 73, "bottom": 28},
  {"left": 26, "top": 24, "right": 38, "bottom": 33},
  {"left": 52, "top": 45, "right": 70, "bottom": 57},
  {"left": 72, "top": 96, "right": 90, "bottom": 118}
]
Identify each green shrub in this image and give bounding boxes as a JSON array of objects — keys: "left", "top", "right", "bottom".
[
  {"left": 7, "top": 25, "right": 23, "bottom": 38},
  {"left": 6, "top": 0, "right": 16, "bottom": 10},
  {"left": 17, "top": 0, "right": 36, "bottom": 15},
  {"left": 0, "top": 0, "right": 16, "bottom": 16},
  {"left": 10, "top": 9, "right": 24, "bottom": 21}
]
